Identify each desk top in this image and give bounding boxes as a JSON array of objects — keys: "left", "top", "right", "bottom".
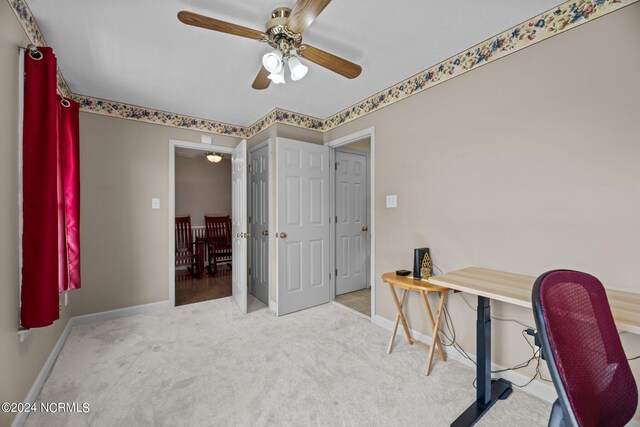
[
  {"left": 427, "top": 267, "right": 640, "bottom": 335},
  {"left": 381, "top": 272, "right": 448, "bottom": 292}
]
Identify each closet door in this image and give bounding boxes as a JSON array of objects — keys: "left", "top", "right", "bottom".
[
  {"left": 276, "top": 138, "right": 330, "bottom": 315},
  {"left": 249, "top": 143, "right": 269, "bottom": 305},
  {"left": 231, "top": 140, "right": 248, "bottom": 314}
]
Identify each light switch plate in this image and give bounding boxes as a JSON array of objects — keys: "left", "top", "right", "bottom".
[
  {"left": 201, "top": 135, "right": 212, "bottom": 144},
  {"left": 386, "top": 195, "right": 398, "bottom": 208},
  {"left": 151, "top": 198, "right": 160, "bottom": 209}
]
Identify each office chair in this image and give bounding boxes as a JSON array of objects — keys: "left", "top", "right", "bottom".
[{"left": 532, "top": 270, "right": 638, "bottom": 427}]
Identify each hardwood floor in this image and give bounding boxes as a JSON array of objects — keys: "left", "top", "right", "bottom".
[
  {"left": 175, "top": 265, "right": 232, "bottom": 307},
  {"left": 335, "top": 288, "right": 371, "bottom": 317}
]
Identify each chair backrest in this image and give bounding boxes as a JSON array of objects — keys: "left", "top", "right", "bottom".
[
  {"left": 175, "top": 216, "right": 193, "bottom": 252},
  {"left": 205, "top": 216, "right": 231, "bottom": 246},
  {"left": 532, "top": 270, "right": 638, "bottom": 427}
]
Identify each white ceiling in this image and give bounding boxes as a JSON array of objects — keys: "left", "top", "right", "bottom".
[{"left": 29, "top": 0, "right": 561, "bottom": 126}]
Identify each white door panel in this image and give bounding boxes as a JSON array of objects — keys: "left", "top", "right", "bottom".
[
  {"left": 277, "top": 139, "right": 330, "bottom": 315},
  {"left": 249, "top": 144, "right": 269, "bottom": 305},
  {"left": 336, "top": 151, "right": 369, "bottom": 295},
  {"left": 232, "top": 140, "right": 248, "bottom": 314}
]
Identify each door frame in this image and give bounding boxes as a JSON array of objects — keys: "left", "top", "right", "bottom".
[
  {"left": 167, "top": 138, "right": 235, "bottom": 308},
  {"left": 248, "top": 139, "right": 272, "bottom": 311},
  {"left": 327, "top": 127, "right": 376, "bottom": 319}
]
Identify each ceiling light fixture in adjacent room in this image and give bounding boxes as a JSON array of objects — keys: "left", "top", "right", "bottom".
[{"left": 205, "top": 152, "right": 223, "bottom": 163}]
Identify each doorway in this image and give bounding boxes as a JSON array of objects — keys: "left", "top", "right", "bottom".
[
  {"left": 329, "top": 128, "right": 375, "bottom": 319},
  {"left": 168, "top": 139, "right": 240, "bottom": 309},
  {"left": 173, "top": 146, "right": 233, "bottom": 306}
]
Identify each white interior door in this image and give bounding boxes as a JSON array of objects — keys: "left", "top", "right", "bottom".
[
  {"left": 277, "top": 138, "right": 330, "bottom": 315},
  {"left": 232, "top": 140, "right": 248, "bottom": 314},
  {"left": 335, "top": 150, "right": 369, "bottom": 295},
  {"left": 249, "top": 144, "right": 269, "bottom": 305}
]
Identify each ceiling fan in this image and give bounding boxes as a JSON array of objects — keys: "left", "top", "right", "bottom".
[{"left": 177, "top": 0, "right": 362, "bottom": 90}]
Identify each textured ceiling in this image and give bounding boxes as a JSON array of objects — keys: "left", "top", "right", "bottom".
[{"left": 28, "top": 0, "right": 562, "bottom": 126}]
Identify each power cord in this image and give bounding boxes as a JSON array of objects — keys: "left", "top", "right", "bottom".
[{"left": 433, "top": 288, "right": 548, "bottom": 389}]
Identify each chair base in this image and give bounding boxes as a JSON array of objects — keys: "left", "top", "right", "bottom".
[{"left": 451, "top": 378, "right": 512, "bottom": 427}]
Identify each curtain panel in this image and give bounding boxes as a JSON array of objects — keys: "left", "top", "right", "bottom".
[{"left": 21, "top": 47, "right": 81, "bottom": 329}]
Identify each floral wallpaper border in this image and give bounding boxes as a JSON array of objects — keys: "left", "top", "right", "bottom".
[
  {"left": 73, "top": 95, "right": 250, "bottom": 138},
  {"left": 8, "top": 0, "right": 71, "bottom": 97},
  {"left": 7, "top": 0, "right": 637, "bottom": 138}
]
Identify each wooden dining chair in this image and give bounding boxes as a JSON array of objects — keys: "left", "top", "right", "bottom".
[
  {"left": 175, "top": 216, "right": 201, "bottom": 277},
  {"left": 204, "top": 215, "right": 232, "bottom": 275}
]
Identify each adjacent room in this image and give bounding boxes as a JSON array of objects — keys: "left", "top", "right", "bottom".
[
  {"left": 2, "top": 1, "right": 639, "bottom": 426},
  {"left": 174, "top": 147, "right": 233, "bottom": 307}
]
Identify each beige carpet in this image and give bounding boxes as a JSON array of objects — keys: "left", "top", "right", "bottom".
[{"left": 25, "top": 297, "right": 550, "bottom": 426}]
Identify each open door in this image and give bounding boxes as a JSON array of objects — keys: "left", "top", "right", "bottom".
[
  {"left": 277, "top": 138, "right": 330, "bottom": 315},
  {"left": 232, "top": 139, "right": 248, "bottom": 313},
  {"left": 335, "top": 150, "right": 369, "bottom": 295}
]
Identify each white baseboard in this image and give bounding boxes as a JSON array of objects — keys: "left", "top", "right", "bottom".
[
  {"left": 12, "top": 300, "right": 170, "bottom": 427},
  {"left": 371, "top": 314, "right": 558, "bottom": 404},
  {"left": 11, "top": 319, "right": 74, "bottom": 427},
  {"left": 71, "top": 300, "right": 170, "bottom": 326}
]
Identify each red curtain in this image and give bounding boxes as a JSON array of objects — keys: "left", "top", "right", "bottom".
[
  {"left": 57, "top": 96, "right": 81, "bottom": 292},
  {"left": 21, "top": 47, "right": 81, "bottom": 329}
]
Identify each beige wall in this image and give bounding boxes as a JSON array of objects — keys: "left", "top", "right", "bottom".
[
  {"left": 72, "top": 113, "right": 240, "bottom": 316},
  {"left": 0, "top": 3, "right": 73, "bottom": 426},
  {"left": 325, "top": 4, "right": 640, "bottom": 405},
  {"left": 175, "top": 155, "right": 231, "bottom": 227}
]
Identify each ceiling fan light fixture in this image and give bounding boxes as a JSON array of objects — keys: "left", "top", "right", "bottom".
[
  {"left": 262, "top": 49, "right": 283, "bottom": 73},
  {"left": 287, "top": 55, "right": 308, "bottom": 81},
  {"left": 268, "top": 67, "right": 286, "bottom": 84},
  {"left": 205, "top": 152, "right": 223, "bottom": 163}
]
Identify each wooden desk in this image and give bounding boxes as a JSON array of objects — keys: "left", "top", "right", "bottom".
[
  {"left": 382, "top": 273, "right": 449, "bottom": 375},
  {"left": 428, "top": 267, "right": 640, "bottom": 426}
]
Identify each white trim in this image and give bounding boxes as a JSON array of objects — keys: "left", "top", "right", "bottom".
[
  {"left": 71, "top": 300, "right": 170, "bottom": 326},
  {"left": 17, "top": 48, "right": 25, "bottom": 337},
  {"left": 168, "top": 138, "right": 235, "bottom": 308},
  {"left": 248, "top": 139, "right": 270, "bottom": 153},
  {"left": 11, "top": 300, "right": 169, "bottom": 427},
  {"left": 11, "top": 321, "right": 72, "bottom": 427},
  {"left": 371, "top": 314, "right": 558, "bottom": 404},
  {"left": 326, "top": 127, "right": 376, "bottom": 320}
]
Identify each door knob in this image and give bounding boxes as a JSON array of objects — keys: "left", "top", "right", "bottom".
[
  {"left": 245, "top": 232, "right": 250, "bottom": 238},
  {"left": 262, "top": 230, "right": 269, "bottom": 236},
  {"left": 279, "top": 232, "right": 287, "bottom": 239},
  {"left": 362, "top": 226, "right": 368, "bottom": 232}
]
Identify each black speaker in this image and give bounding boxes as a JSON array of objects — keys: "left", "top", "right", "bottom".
[{"left": 413, "top": 248, "right": 432, "bottom": 280}]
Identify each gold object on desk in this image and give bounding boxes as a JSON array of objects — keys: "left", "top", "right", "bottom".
[
  {"left": 381, "top": 272, "right": 449, "bottom": 376},
  {"left": 421, "top": 252, "right": 432, "bottom": 279}
]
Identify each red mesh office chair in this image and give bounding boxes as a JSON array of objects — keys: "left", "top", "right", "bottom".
[{"left": 532, "top": 270, "right": 637, "bottom": 427}]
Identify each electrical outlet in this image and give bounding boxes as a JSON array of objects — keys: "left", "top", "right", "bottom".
[
  {"left": 151, "top": 198, "right": 160, "bottom": 209},
  {"left": 386, "top": 195, "right": 398, "bottom": 208}
]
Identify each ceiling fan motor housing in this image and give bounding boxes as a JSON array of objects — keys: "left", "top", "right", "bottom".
[{"left": 265, "top": 7, "right": 302, "bottom": 52}]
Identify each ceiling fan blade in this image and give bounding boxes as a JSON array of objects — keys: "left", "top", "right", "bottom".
[
  {"left": 252, "top": 67, "right": 271, "bottom": 90},
  {"left": 287, "top": 0, "right": 332, "bottom": 34},
  {"left": 299, "top": 45, "right": 362, "bottom": 79},
  {"left": 178, "top": 11, "right": 266, "bottom": 41}
]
